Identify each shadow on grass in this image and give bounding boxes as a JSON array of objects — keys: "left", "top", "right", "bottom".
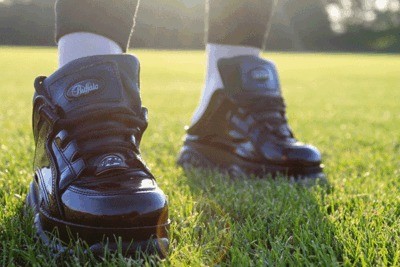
[{"left": 176, "top": 168, "right": 343, "bottom": 265}]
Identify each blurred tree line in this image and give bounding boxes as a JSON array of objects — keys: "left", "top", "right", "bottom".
[{"left": 0, "top": 0, "right": 399, "bottom": 52}]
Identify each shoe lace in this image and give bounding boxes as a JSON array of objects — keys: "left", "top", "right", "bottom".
[
  {"left": 59, "top": 107, "right": 147, "bottom": 171},
  {"left": 234, "top": 94, "right": 294, "bottom": 141},
  {"left": 35, "top": 77, "right": 149, "bottom": 176}
]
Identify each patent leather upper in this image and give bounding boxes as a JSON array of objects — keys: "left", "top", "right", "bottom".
[
  {"left": 186, "top": 56, "right": 322, "bottom": 169},
  {"left": 31, "top": 55, "right": 168, "bottom": 228}
]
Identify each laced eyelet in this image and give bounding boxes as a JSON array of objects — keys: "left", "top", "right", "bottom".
[{"left": 51, "top": 107, "right": 148, "bottom": 176}]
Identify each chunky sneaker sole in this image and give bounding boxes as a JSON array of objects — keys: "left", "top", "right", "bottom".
[
  {"left": 26, "top": 182, "right": 170, "bottom": 257},
  {"left": 178, "top": 142, "right": 326, "bottom": 186}
]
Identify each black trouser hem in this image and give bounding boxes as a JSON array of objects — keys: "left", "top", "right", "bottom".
[
  {"left": 55, "top": 0, "right": 140, "bottom": 52},
  {"left": 207, "top": 0, "right": 276, "bottom": 49},
  {"left": 55, "top": 0, "right": 275, "bottom": 50}
]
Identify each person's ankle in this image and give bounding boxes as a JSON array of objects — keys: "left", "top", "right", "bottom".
[
  {"left": 58, "top": 32, "right": 123, "bottom": 67},
  {"left": 191, "top": 43, "right": 261, "bottom": 124}
]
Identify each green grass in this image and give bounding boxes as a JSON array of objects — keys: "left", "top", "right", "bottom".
[{"left": 0, "top": 47, "right": 399, "bottom": 266}]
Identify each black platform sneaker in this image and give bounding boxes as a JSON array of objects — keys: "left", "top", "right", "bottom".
[
  {"left": 26, "top": 55, "right": 169, "bottom": 257},
  {"left": 178, "top": 56, "right": 325, "bottom": 184}
]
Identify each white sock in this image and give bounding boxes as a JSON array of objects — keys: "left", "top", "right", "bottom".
[
  {"left": 58, "top": 32, "right": 123, "bottom": 68},
  {"left": 191, "top": 43, "right": 261, "bottom": 125}
]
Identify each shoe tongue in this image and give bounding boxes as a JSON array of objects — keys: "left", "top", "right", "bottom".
[
  {"left": 43, "top": 54, "right": 142, "bottom": 116},
  {"left": 218, "top": 55, "right": 281, "bottom": 96}
]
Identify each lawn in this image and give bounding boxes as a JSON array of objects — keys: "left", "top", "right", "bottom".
[{"left": 0, "top": 47, "right": 399, "bottom": 266}]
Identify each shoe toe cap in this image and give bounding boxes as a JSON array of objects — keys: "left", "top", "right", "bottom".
[
  {"left": 285, "top": 143, "right": 322, "bottom": 165},
  {"left": 60, "top": 177, "right": 169, "bottom": 228}
]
